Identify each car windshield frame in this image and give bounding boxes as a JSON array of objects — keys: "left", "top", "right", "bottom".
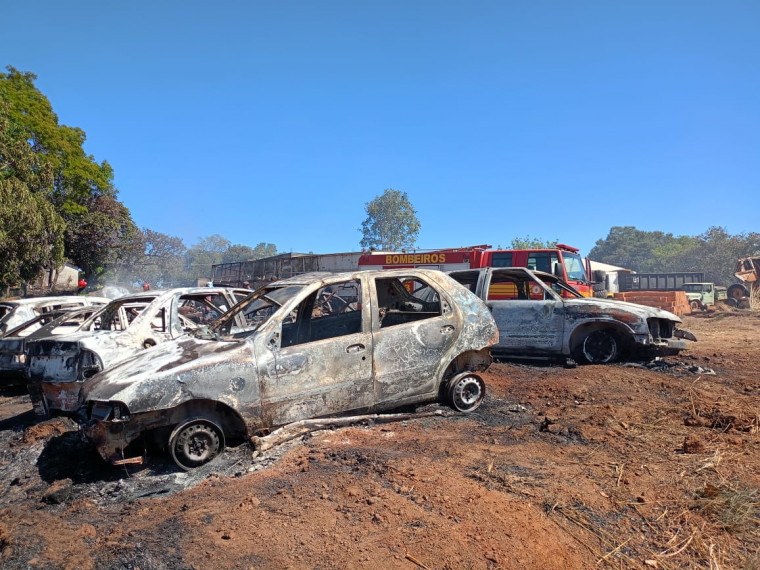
[{"left": 209, "top": 284, "right": 306, "bottom": 338}]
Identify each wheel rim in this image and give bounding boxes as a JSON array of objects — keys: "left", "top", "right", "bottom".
[
  {"left": 582, "top": 331, "right": 617, "bottom": 364},
  {"left": 450, "top": 374, "right": 485, "bottom": 412},
  {"left": 170, "top": 420, "right": 223, "bottom": 469}
]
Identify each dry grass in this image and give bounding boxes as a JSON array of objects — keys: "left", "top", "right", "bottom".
[
  {"left": 692, "top": 483, "right": 760, "bottom": 533},
  {"left": 687, "top": 386, "right": 760, "bottom": 434}
]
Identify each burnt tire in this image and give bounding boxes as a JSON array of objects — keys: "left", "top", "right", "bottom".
[
  {"left": 446, "top": 372, "right": 486, "bottom": 413},
  {"left": 578, "top": 330, "right": 619, "bottom": 364},
  {"left": 169, "top": 418, "right": 225, "bottom": 470}
]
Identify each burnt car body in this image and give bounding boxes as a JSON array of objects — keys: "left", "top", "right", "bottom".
[
  {"left": 26, "top": 287, "right": 251, "bottom": 417},
  {"left": 0, "top": 307, "right": 103, "bottom": 386},
  {"left": 449, "top": 267, "right": 695, "bottom": 363},
  {"left": 82, "top": 269, "right": 498, "bottom": 469},
  {"left": 0, "top": 296, "right": 109, "bottom": 336}
]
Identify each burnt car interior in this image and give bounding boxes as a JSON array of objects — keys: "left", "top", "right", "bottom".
[
  {"left": 375, "top": 277, "right": 442, "bottom": 328},
  {"left": 487, "top": 275, "right": 549, "bottom": 301},
  {"left": 281, "top": 280, "right": 362, "bottom": 346},
  {"left": 177, "top": 294, "right": 231, "bottom": 327},
  {"left": 451, "top": 269, "right": 582, "bottom": 301}
]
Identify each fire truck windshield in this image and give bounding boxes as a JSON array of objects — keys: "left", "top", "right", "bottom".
[{"left": 562, "top": 253, "right": 587, "bottom": 282}]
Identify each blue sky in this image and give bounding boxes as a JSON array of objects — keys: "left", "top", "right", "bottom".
[{"left": 3, "top": 1, "right": 758, "bottom": 257}]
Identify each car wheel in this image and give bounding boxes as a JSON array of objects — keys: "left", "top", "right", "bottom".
[
  {"left": 580, "top": 330, "right": 618, "bottom": 364},
  {"left": 727, "top": 284, "right": 749, "bottom": 300},
  {"left": 169, "top": 418, "right": 225, "bottom": 470},
  {"left": 689, "top": 300, "right": 702, "bottom": 311},
  {"left": 446, "top": 372, "right": 486, "bottom": 413}
]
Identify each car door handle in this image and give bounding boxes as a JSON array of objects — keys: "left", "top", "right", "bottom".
[
  {"left": 346, "top": 343, "right": 366, "bottom": 353},
  {"left": 440, "top": 325, "right": 455, "bottom": 334}
]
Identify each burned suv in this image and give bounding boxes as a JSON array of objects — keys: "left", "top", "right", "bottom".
[{"left": 82, "top": 270, "right": 498, "bottom": 469}]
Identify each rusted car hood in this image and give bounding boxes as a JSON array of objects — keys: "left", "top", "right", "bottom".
[
  {"left": 564, "top": 297, "right": 682, "bottom": 323},
  {"left": 82, "top": 336, "right": 250, "bottom": 412}
]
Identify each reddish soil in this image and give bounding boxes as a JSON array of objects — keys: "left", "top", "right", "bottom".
[{"left": 0, "top": 309, "right": 758, "bottom": 569}]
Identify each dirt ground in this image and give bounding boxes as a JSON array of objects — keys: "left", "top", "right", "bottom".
[{"left": 0, "top": 309, "right": 758, "bottom": 569}]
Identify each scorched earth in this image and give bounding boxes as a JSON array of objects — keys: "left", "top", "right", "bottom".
[{"left": 0, "top": 308, "right": 758, "bottom": 569}]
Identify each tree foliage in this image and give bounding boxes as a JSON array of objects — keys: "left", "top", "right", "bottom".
[
  {"left": 360, "top": 189, "right": 420, "bottom": 251},
  {"left": 0, "top": 67, "right": 115, "bottom": 212},
  {"left": 63, "top": 195, "right": 142, "bottom": 282},
  {"left": 222, "top": 242, "right": 277, "bottom": 264},
  {"left": 0, "top": 178, "right": 65, "bottom": 290},
  {"left": 125, "top": 229, "right": 187, "bottom": 288},
  {"left": 0, "top": 100, "right": 65, "bottom": 289},
  {"left": 185, "top": 236, "right": 279, "bottom": 282},
  {"left": 1, "top": 66, "right": 139, "bottom": 287},
  {"left": 508, "top": 235, "right": 558, "bottom": 249},
  {"left": 589, "top": 226, "right": 760, "bottom": 286}
]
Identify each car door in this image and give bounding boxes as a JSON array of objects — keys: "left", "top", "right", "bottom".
[
  {"left": 480, "top": 269, "right": 565, "bottom": 355},
  {"left": 256, "top": 278, "right": 374, "bottom": 427},
  {"left": 371, "top": 274, "right": 457, "bottom": 407}
]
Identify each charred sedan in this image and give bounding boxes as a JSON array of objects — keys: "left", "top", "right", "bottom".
[
  {"left": 0, "top": 307, "right": 103, "bottom": 386},
  {"left": 449, "top": 267, "right": 696, "bottom": 363},
  {"left": 26, "top": 287, "right": 251, "bottom": 417},
  {"left": 0, "top": 296, "right": 109, "bottom": 336},
  {"left": 82, "top": 270, "right": 498, "bottom": 469}
]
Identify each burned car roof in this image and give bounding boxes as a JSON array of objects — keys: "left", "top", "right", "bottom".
[{"left": 0, "top": 296, "right": 110, "bottom": 335}]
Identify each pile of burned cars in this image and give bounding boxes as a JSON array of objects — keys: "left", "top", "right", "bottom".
[
  {"left": 0, "top": 296, "right": 109, "bottom": 336},
  {"left": 25, "top": 287, "right": 252, "bottom": 418},
  {"left": 80, "top": 269, "right": 497, "bottom": 469},
  {"left": 4, "top": 267, "right": 698, "bottom": 472}
]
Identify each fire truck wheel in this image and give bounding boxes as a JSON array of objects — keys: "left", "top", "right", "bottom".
[
  {"left": 446, "top": 372, "right": 486, "bottom": 413},
  {"left": 579, "top": 330, "right": 618, "bottom": 364}
]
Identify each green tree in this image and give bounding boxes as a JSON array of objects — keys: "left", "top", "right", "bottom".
[
  {"left": 185, "top": 235, "right": 231, "bottom": 281},
  {"left": 589, "top": 225, "right": 760, "bottom": 286},
  {"left": 64, "top": 195, "right": 142, "bottom": 283},
  {"left": 589, "top": 226, "right": 690, "bottom": 272},
  {"left": 1, "top": 66, "right": 139, "bottom": 286},
  {"left": 123, "top": 229, "right": 187, "bottom": 288},
  {"left": 0, "top": 67, "right": 115, "bottom": 212},
  {"left": 0, "top": 178, "right": 65, "bottom": 290},
  {"left": 0, "top": 101, "right": 65, "bottom": 290},
  {"left": 508, "top": 235, "right": 558, "bottom": 249},
  {"left": 360, "top": 189, "right": 420, "bottom": 251},
  {"left": 222, "top": 242, "right": 278, "bottom": 263}
]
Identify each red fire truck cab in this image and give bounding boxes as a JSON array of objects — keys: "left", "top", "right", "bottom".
[{"left": 359, "top": 244, "right": 592, "bottom": 297}]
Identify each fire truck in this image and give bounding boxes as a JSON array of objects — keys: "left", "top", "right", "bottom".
[{"left": 358, "top": 244, "right": 593, "bottom": 297}]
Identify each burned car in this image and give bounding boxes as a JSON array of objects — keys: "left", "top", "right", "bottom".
[
  {"left": 0, "top": 296, "right": 109, "bottom": 336},
  {"left": 82, "top": 269, "right": 498, "bottom": 469},
  {"left": 0, "top": 307, "right": 102, "bottom": 386},
  {"left": 26, "top": 287, "right": 251, "bottom": 417},
  {"left": 449, "top": 267, "right": 695, "bottom": 363}
]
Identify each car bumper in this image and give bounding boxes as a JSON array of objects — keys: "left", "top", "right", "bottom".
[{"left": 84, "top": 419, "right": 141, "bottom": 464}]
